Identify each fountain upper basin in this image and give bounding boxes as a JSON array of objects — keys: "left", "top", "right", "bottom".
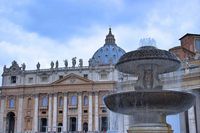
[
  {"left": 116, "top": 46, "right": 181, "bottom": 74},
  {"left": 104, "top": 90, "right": 195, "bottom": 115}
]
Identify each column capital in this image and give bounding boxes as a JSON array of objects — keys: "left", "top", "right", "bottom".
[
  {"left": 63, "top": 92, "right": 68, "bottom": 96},
  {"left": 0, "top": 95, "right": 6, "bottom": 99},
  {"left": 77, "top": 92, "right": 82, "bottom": 96},
  {"left": 22, "top": 94, "right": 32, "bottom": 97},
  {"left": 94, "top": 91, "right": 99, "bottom": 95},
  {"left": 18, "top": 94, "right": 24, "bottom": 98},
  {"left": 53, "top": 93, "right": 58, "bottom": 97},
  {"left": 48, "top": 92, "right": 54, "bottom": 95},
  {"left": 33, "top": 93, "right": 39, "bottom": 98}
]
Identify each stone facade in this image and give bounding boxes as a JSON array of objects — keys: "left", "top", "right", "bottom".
[
  {"left": 0, "top": 31, "right": 200, "bottom": 133},
  {"left": 0, "top": 64, "right": 121, "bottom": 133},
  {"left": 0, "top": 29, "right": 130, "bottom": 133}
]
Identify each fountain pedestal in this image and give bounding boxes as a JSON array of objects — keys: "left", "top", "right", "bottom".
[
  {"left": 104, "top": 46, "right": 195, "bottom": 133},
  {"left": 128, "top": 113, "right": 173, "bottom": 133},
  {"left": 127, "top": 124, "right": 173, "bottom": 133}
]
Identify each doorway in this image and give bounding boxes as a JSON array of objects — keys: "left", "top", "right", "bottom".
[
  {"left": 6, "top": 112, "right": 15, "bottom": 133},
  {"left": 57, "top": 123, "right": 63, "bottom": 132},
  {"left": 69, "top": 117, "right": 77, "bottom": 131},
  {"left": 40, "top": 118, "right": 47, "bottom": 132},
  {"left": 83, "top": 122, "right": 88, "bottom": 132}
]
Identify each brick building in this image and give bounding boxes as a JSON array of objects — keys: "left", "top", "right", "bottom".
[{"left": 169, "top": 33, "right": 200, "bottom": 60}]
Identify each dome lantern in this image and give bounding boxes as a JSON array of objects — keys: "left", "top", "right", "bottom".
[{"left": 105, "top": 28, "right": 116, "bottom": 45}]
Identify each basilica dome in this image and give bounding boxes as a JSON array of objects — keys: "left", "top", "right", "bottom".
[{"left": 89, "top": 28, "right": 126, "bottom": 66}]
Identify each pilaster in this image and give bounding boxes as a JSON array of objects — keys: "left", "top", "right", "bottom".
[
  {"left": 94, "top": 92, "right": 99, "bottom": 131},
  {"left": 63, "top": 92, "right": 68, "bottom": 132},
  {"left": 33, "top": 94, "right": 39, "bottom": 133},
  {"left": 78, "top": 92, "right": 82, "bottom": 131},
  {"left": 52, "top": 93, "right": 58, "bottom": 132},
  {"left": 48, "top": 93, "right": 53, "bottom": 132},
  {"left": 17, "top": 95, "right": 24, "bottom": 133},
  {"left": 88, "top": 92, "right": 93, "bottom": 131}
]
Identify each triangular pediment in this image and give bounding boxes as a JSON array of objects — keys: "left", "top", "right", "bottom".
[{"left": 52, "top": 73, "right": 94, "bottom": 85}]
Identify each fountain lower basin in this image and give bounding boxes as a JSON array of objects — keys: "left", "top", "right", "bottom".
[{"left": 104, "top": 90, "right": 195, "bottom": 115}]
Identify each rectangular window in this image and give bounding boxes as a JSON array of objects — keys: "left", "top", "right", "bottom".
[
  {"left": 9, "top": 98, "right": 15, "bottom": 108},
  {"left": 59, "top": 75, "right": 63, "bottom": 79},
  {"left": 100, "top": 73, "right": 108, "bottom": 80},
  {"left": 84, "top": 110, "right": 88, "bottom": 113},
  {"left": 41, "top": 76, "right": 48, "bottom": 82},
  {"left": 11, "top": 76, "right": 17, "bottom": 84},
  {"left": 102, "top": 107, "right": 107, "bottom": 113},
  {"left": 41, "top": 96, "right": 48, "bottom": 107},
  {"left": 59, "top": 110, "right": 63, "bottom": 114},
  {"left": 42, "top": 111, "right": 46, "bottom": 114},
  {"left": 195, "top": 39, "right": 200, "bottom": 52},
  {"left": 71, "top": 95, "right": 77, "bottom": 106},
  {"left": 83, "top": 74, "right": 88, "bottom": 78},
  {"left": 28, "top": 77, "right": 33, "bottom": 83}
]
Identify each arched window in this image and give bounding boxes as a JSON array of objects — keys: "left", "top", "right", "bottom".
[
  {"left": 59, "top": 97, "right": 63, "bottom": 107},
  {"left": 71, "top": 95, "right": 77, "bottom": 106},
  {"left": 83, "top": 96, "right": 88, "bottom": 106},
  {"left": 27, "top": 98, "right": 32, "bottom": 108},
  {"left": 9, "top": 98, "right": 15, "bottom": 108},
  {"left": 42, "top": 96, "right": 48, "bottom": 107}
]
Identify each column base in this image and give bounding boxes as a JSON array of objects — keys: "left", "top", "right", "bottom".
[{"left": 127, "top": 123, "right": 173, "bottom": 133}]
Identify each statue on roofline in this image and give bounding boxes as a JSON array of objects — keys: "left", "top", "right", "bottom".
[
  {"left": 72, "top": 57, "right": 76, "bottom": 67},
  {"left": 22, "top": 63, "right": 26, "bottom": 71},
  {"left": 64, "top": 59, "right": 68, "bottom": 68},
  {"left": 79, "top": 59, "right": 83, "bottom": 67},
  {"left": 36, "top": 62, "right": 40, "bottom": 70},
  {"left": 50, "top": 61, "right": 54, "bottom": 69},
  {"left": 55, "top": 60, "right": 59, "bottom": 68}
]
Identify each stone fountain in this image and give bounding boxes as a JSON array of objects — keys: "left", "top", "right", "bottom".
[{"left": 104, "top": 45, "right": 196, "bottom": 133}]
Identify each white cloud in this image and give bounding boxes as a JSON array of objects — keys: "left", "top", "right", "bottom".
[
  {"left": 0, "top": 0, "right": 200, "bottom": 89},
  {"left": 0, "top": 19, "right": 111, "bottom": 71}
]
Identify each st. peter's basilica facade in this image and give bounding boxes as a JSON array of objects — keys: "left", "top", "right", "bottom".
[{"left": 0, "top": 29, "right": 200, "bottom": 133}]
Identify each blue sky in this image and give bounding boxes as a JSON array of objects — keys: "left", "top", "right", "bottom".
[{"left": 0, "top": 0, "right": 200, "bottom": 132}]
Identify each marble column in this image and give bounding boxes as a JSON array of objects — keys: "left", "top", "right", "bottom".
[
  {"left": 17, "top": 96, "right": 24, "bottom": 133},
  {"left": 48, "top": 94, "right": 52, "bottom": 132},
  {"left": 33, "top": 94, "right": 39, "bottom": 133},
  {"left": 94, "top": 92, "right": 99, "bottom": 131},
  {"left": 52, "top": 93, "right": 58, "bottom": 132},
  {"left": 63, "top": 93, "right": 68, "bottom": 132},
  {"left": 78, "top": 93, "right": 82, "bottom": 131},
  {"left": 0, "top": 98, "right": 5, "bottom": 133},
  {"left": 188, "top": 106, "right": 197, "bottom": 133},
  {"left": 88, "top": 93, "right": 93, "bottom": 131}
]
